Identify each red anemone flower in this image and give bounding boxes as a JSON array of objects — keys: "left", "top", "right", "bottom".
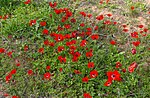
[
  {"left": 54, "top": 34, "right": 64, "bottom": 42},
  {"left": 27, "top": 69, "right": 33, "bottom": 75},
  {"left": 90, "top": 70, "right": 98, "bottom": 78},
  {"left": 54, "top": 9, "right": 62, "bottom": 14},
  {"left": 106, "top": 70, "right": 121, "bottom": 81},
  {"left": 59, "top": 68, "right": 63, "bottom": 72},
  {"left": 44, "top": 40, "right": 49, "bottom": 46},
  {"left": 64, "top": 24, "right": 71, "bottom": 29},
  {"left": 123, "top": 28, "right": 129, "bottom": 32},
  {"left": 44, "top": 72, "right": 51, "bottom": 80},
  {"left": 57, "top": 46, "right": 65, "bottom": 52},
  {"left": 80, "top": 23, "right": 85, "bottom": 27},
  {"left": 65, "top": 11, "right": 72, "bottom": 17},
  {"left": 64, "top": 34, "right": 71, "bottom": 39},
  {"left": 12, "top": 96, "right": 19, "bottom": 98},
  {"left": 128, "top": 62, "right": 138, "bottom": 73},
  {"left": 131, "top": 6, "right": 135, "bottom": 10},
  {"left": 83, "top": 93, "right": 92, "bottom": 98},
  {"left": 5, "top": 74, "right": 12, "bottom": 82},
  {"left": 24, "top": 0, "right": 30, "bottom": 4},
  {"left": 49, "top": 2, "right": 57, "bottom": 8},
  {"left": 71, "top": 31, "right": 77, "bottom": 38},
  {"left": 38, "top": 48, "right": 44, "bottom": 53},
  {"left": 82, "top": 76, "right": 89, "bottom": 83},
  {"left": 29, "top": 19, "right": 36, "bottom": 26},
  {"left": 10, "top": 69, "right": 17, "bottom": 75},
  {"left": 80, "top": 11, "right": 86, "bottom": 17},
  {"left": 0, "top": 48, "right": 5, "bottom": 53},
  {"left": 72, "top": 56, "right": 78, "bottom": 62},
  {"left": 96, "top": 15, "right": 104, "bottom": 20},
  {"left": 86, "top": 51, "right": 93, "bottom": 58},
  {"left": 104, "top": 79, "right": 112, "bottom": 86},
  {"left": 138, "top": 24, "right": 144, "bottom": 28},
  {"left": 58, "top": 56, "right": 66, "bottom": 63},
  {"left": 80, "top": 40, "right": 87, "bottom": 47},
  {"left": 87, "top": 62, "right": 94, "bottom": 68},
  {"left": 110, "top": 40, "right": 116, "bottom": 45},
  {"left": 7, "top": 51, "right": 13, "bottom": 57},
  {"left": 86, "top": 28, "right": 92, "bottom": 32},
  {"left": 90, "top": 34, "right": 99, "bottom": 40},
  {"left": 131, "top": 32, "right": 138, "bottom": 38},
  {"left": 74, "top": 70, "right": 81, "bottom": 74},
  {"left": 49, "top": 42, "right": 55, "bottom": 47},
  {"left": 131, "top": 48, "right": 136, "bottom": 55},
  {"left": 104, "top": 20, "right": 111, "bottom": 25},
  {"left": 87, "top": 14, "right": 92, "bottom": 18},
  {"left": 122, "top": 68, "right": 126, "bottom": 73},
  {"left": 24, "top": 45, "right": 29, "bottom": 51},
  {"left": 70, "top": 18, "right": 76, "bottom": 23},
  {"left": 73, "top": 52, "right": 81, "bottom": 58},
  {"left": 132, "top": 41, "right": 140, "bottom": 47},
  {"left": 70, "top": 46, "right": 76, "bottom": 51},
  {"left": 42, "top": 29, "right": 49, "bottom": 35},
  {"left": 40, "top": 21, "right": 46, "bottom": 26},
  {"left": 46, "top": 65, "right": 51, "bottom": 70},
  {"left": 16, "top": 63, "right": 20, "bottom": 67},
  {"left": 116, "top": 62, "right": 122, "bottom": 68}
]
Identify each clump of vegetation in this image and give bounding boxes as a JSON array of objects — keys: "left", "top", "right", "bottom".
[{"left": 0, "top": 0, "right": 150, "bottom": 97}]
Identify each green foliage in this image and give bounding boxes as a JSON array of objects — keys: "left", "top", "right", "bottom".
[{"left": 0, "top": 0, "right": 150, "bottom": 98}]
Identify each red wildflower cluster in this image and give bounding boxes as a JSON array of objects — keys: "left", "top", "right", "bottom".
[
  {"left": 116, "top": 62, "right": 122, "bottom": 68},
  {"left": 131, "top": 6, "right": 135, "bottom": 10},
  {"left": 57, "top": 46, "right": 65, "bottom": 52},
  {"left": 90, "top": 70, "right": 98, "bottom": 78},
  {"left": 7, "top": 51, "right": 13, "bottom": 58},
  {"left": 131, "top": 48, "right": 136, "bottom": 55},
  {"left": 2, "top": 1, "right": 148, "bottom": 97},
  {"left": 72, "top": 51, "right": 81, "bottom": 62},
  {"left": 128, "top": 62, "right": 138, "bottom": 73},
  {"left": 27, "top": 69, "right": 33, "bottom": 75},
  {"left": 38, "top": 48, "right": 44, "bottom": 53},
  {"left": 58, "top": 56, "right": 66, "bottom": 63},
  {"left": 86, "top": 50, "right": 93, "bottom": 58},
  {"left": 83, "top": 93, "right": 92, "bottom": 98},
  {"left": 12, "top": 96, "right": 19, "bottom": 98},
  {"left": 0, "top": 15, "right": 9, "bottom": 20},
  {"left": 90, "top": 34, "right": 99, "bottom": 40},
  {"left": 29, "top": 19, "right": 36, "bottom": 26},
  {"left": 0, "top": 48, "right": 5, "bottom": 53},
  {"left": 24, "top": 45, "right": 29, "bottom": 51},
  {"left": 5, "top": 69, "right": 17, "bottom": 83},
  {"left": 96, "top": 15, "right": 104, "bottom": 20},
  {"left": 44, "top": 72, "right": 51, "bottom": 80},
  {"left": 131, "top": 32, "right": 138, "bottom": 38},
  {"left": 24, "top": 0, "right": 31, "bottom": 4},
  {"left": 54, "top": 34, "right": 64, "bottom": 42},
  {"left": 104, "top": 70, "right": 121, "bottom": 86},
  {"left": 42, "top": 29, "right": 49, "bottom": 35},
  {"left": 110, "top": 40, "right": 116, "bottom": 45},
  {"left": 104, "top": 20, "right": 111, "bottom": 25},
  {"left": 46, "top": 65, "right": 51, "bottom": 70},
  {"left": 49, "top": 2, "right": 57, "bottom": 8},
  {"left": 80, "top": 11, "right": 86, "bottom": 17},
  {"left": 74, "top": 70, "right": 81, "bottom": 74},
  {"left": 80, "top": 40, "right": 87, "bottom": 47},
  {"left": 82, "top": 76, "right": 89, "bottom": 83},
  {"left": 87, "top": 62, "right": 94, "bottom": 68},
  {"left": 40, "top": 21, "right": 46, "bottom": 26},
  {"left": 132, "top": 41, "right": 140, "bottom": 47}
]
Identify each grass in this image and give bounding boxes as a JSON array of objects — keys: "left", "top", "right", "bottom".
[{"left": 0, "top": 0, "right": 150, "bottom": 98}]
